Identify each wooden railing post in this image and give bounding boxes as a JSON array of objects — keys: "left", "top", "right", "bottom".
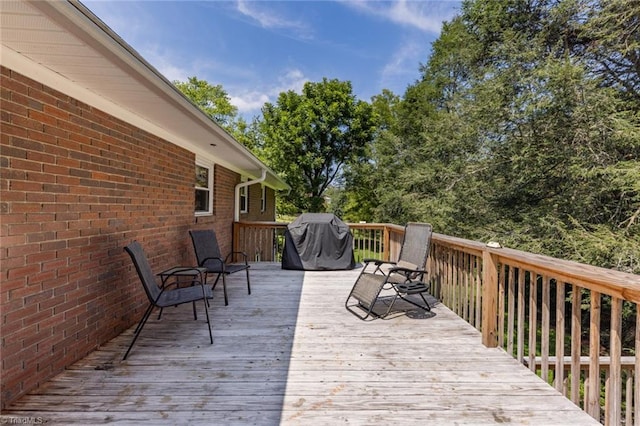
[
  {"left": 383, "top": 225, "right": 391, "bottom": 262},
  {"left": 482, "top": 249, "right": 499, "bottom": 348}
]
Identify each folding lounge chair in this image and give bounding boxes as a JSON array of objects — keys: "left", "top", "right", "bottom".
[
  {"left": 345, "top": 222, "right": 433, "bottom": 320},
  {"left": 123, "top": 241, "right": 213, "bottom": 360},
  {"left": 189, "top": 229, "right": 251, "bottom": 306}
]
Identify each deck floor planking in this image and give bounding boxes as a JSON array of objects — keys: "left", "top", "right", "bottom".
[{"left": 2, "top": 263, "right": 599, "bottom": 425}]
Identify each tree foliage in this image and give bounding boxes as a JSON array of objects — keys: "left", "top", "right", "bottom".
[
  {"left": 352, "top": 0, "right": 639, "bottom": 273},
  {"left": 174, "top": 76, "right": 247, "bottom": 137},
  {"left": 581, "top": 0, "right": 640, "bottom": 103},
  {"left": 258, "top": 78, "right": 376, "bottom": 213},
  {"left": 171, "top": 1, "right": 638, "bottom": 274}
]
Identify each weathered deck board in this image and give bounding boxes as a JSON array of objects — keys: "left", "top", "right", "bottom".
[{"left": 2, "top": 263, "right": 599, "bottom": 425}]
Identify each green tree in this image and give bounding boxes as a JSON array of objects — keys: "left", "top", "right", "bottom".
[
  {"left": 581, "top": 0, "right": 640, "bottom": 104},
  {"left": 259, "top": 78, "right": 376, "bottom": 213},
  {"left": 358, "top": 0, "right": 639, "bottom": 272},
  {"left": 456, "top": 0, "right": 640, "bottom": 272},
  {"left": 174, "top": 76, "right": 247, "bottom": 136},
  {"left": 339, "top": 89, "right": 399, "bottom": 222},
  {"left": 370, "top": 15, "right": 484, "bottom": 230}
]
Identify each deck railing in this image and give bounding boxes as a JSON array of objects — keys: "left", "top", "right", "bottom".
[
  {"left": 233, "top": 221, "right": 640, "bottom": 425},
  {"left": 232, "top": 221, "right": 405, "bottom": 263}
]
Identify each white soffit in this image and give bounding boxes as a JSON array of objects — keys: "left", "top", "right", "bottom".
[{"left": 0, "top": 0, "right": 289, "bottom": 191}]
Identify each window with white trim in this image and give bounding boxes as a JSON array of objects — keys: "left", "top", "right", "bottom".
[
  {"left": 239, "top": 178, "right": 248, "bottom": 213},
  {"left": 260, "top": 185, "right": 267, "bottom": 212},
  {"left": 195, "top": 160, "right": 213, "bottom": 215}
]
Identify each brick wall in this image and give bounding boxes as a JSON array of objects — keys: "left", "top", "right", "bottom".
[
  {"left": 193, "top": 165, "right": 238, "bottom": 256},
  {"left": 0, "top": 67, "right": 243, "bottom": 408},
  {"left": 240, "top": 184, "right": 276, "bottom": 222}
]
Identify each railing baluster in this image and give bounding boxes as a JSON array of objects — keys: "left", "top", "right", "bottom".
[
  {"left": 529, "top": 272, "right": 538, "bottom": 374},
  {"left": 461, "top": 253, "right": 467, "bottom": 321},
  {"left": 555, "top": 282, "right": 566, "bottom": 393},
  {"left": 625, "top": 373, "right": 632, "bottom": 426},
  {"left": 507, "top": 266, "right": 515, "bottom": 356},
  {"left": 452, "top": 248, "right": 457, "bottom": 312},
  {"left": 498, "top": 264, "right": 506, "bottom": 349},
  {"left": 608, "top": 297, "right": 622, "bottom": 425},
  {"left": 541, "top": 275, "right": 550, "bottom": 384},
  {"left": 474, "top": 256, "right": 482, "bottom": 330},
  {"left": 588, "top": 291, "right": 602, "bottom": 420},
  {"left": 571, "top": 285, "right": 582, "bottom": 406},
  {"left": 636, "top": 307, "right": 640, "bottom": 426},
  {"left": 517, "top": 268, "right": 525, "bottom": 363}
]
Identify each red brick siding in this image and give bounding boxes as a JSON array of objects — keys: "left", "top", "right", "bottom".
[
  {"left": 0, "top": 66, "right": 247, "bottom": 408},
  {"left": 240, "top": 184, "right": 275, "bottom": 222},
  {"left": 193, "top": 171, "right": 277, "bottom": 256},
  {"left": 192, "top": 165, "right": 237, "bottom": 256}
]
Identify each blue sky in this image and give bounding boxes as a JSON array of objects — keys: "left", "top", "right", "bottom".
[{"left": 82, "top": 1, "right": 462, "bottom": 120}]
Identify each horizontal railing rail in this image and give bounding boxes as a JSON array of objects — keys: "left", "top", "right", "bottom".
[
  {"left": 232, "top": 221, "right": 404, "bottom": 264},
  {"left": 233, "top": 221, "right": 640, "bottom": 425}
]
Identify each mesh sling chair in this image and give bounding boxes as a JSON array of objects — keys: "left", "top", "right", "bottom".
[
  {"left": 123, "top": 241, "right": 213, "bottom": 360},
  {"left": 345, "top": 222, "right": 433, "bottom": 320},
  {"left": 189, "top": 229, "right": 251, "bottom": 306}
]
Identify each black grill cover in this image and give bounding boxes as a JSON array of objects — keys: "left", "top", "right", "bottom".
[{"left": 282, "top": 213, "right": 355, "bottom": 270}]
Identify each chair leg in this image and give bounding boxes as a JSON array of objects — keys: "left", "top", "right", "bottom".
[
  {"left": 210, "top": 273, "right": 221, "bottom": 291},
  {"left": 419, "top": 293, "right": 431, "bottom": 311},
  {"left": 190, "top": 279, "right": 198, "bottom": 320},
  {"left": 221, "top": 274, "right": 228, "bottom": 306},
  {"left": 124, "top": 303, "right": 155, "bottom": 360},
  {"left": 345, "top": 297, "right": 379, "bottom": 321},
  {"left": 382, "top": 294, "right": 400, "bottom": 318},
  {"left": 209, "top": 273, "right": 226, "bottom": 304},
  {"left": 246, "top": 269, "right": 251, "bottom": 295},
  {"left": 397, "top": 292, "right": 431, "bottom": 312},
  {"left": 202, "top": 297, "right": 213, "bottom": 344},
  {"left": 202, "top": 272, "right": 211, "bottom": 307},
  {"left": 134, "top": 303, "right": 155, "bottom": 334}
]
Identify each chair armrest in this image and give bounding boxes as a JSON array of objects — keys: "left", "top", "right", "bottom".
[
  {"left": 201, "top": 256, "right": 225, "bottom": 271},
  {"left": 159, "top": 266, "right": 207, "bottom": 276},
  {"left": 225, "top": 251, "right": 249, "bottom": 264},
  {"left": 362, "top": 258, "right": 397, "bottom": 266},
  {"left": 158, "top": 267, "right": 208, "bottom": 287},
  {"left": 388, "top": 266, "right": 426, "bottom": 280}
]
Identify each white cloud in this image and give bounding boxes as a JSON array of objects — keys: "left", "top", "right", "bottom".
[
  {"left": 142, "top": 48, "right": 192, "bottom": 83},
  {"left": 235, "top": 0, "right": 311, "bottom": 37},
  {"left": 340, "top": 1, "right": 460, "bottom": 96},
  {"left": 344, "top": 0, "right": 458, "bottom": 33},
  {"left": 387, "top": 1, "right": 454, "bottom": 33},
  {"left": 276, "top": 69, "right": 309, "bottom": 94},
  {"left": 381, "top": 39, "right": 423, "bottom": 80},
  {"left": 230, "top": 92, "right": 271, "bottom": 113},
  {"left": 230, "top": 68, "right": 310, "bottom": 115}
]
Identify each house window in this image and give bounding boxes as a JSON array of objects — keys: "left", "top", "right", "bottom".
[
  {"left": 195, "top": 161, "right": 213, "bottom": 215},
  {"left": 239, "top": 179, "right": 248, "bottom": 214},
  {"left": 261, "top": 185, "right": 267, "bottom": 212}
]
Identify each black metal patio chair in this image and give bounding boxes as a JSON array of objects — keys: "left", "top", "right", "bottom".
[
  {"left": 345, "top": 222, "right": 433, "bottom": 320},
  {"left": 189, "top": 229, "right": 251, "bottom": 306},
  {"left": 123, "top": 241, "right": 213, "bottom": 360}
]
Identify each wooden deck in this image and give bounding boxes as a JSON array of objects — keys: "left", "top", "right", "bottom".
[{"left": 3, "top": 263, "right": 599, "bottom": 425}]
